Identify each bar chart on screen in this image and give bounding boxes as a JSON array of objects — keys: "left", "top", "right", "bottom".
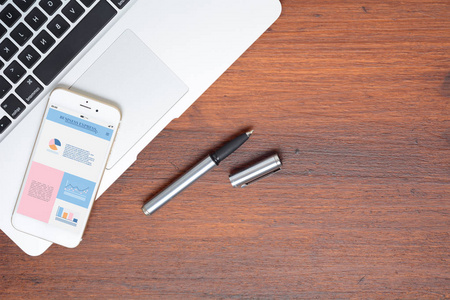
[{"left": 55, "top": 206, "right": 79, "bottom": 227}]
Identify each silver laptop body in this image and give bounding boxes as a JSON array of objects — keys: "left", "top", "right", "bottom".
[{"left": 0, "top": 0, "right": 281, "bottom": 255}]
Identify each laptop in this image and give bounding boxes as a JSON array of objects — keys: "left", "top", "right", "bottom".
[{"left": 0, "top": 0, "right": 281, "bottom": 255}]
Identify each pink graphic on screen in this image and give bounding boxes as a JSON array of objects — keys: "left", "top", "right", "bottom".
[{"left": 17, "top": 162, "right": 64, "bottom": 223}]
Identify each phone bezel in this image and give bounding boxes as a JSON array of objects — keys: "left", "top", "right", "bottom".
[{"left": 11, "top": 88, "right": 121, "bottom": 248}]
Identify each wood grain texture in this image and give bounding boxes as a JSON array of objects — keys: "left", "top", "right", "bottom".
[{"left": 1, "top": 0, "right": 449, "bottom": 298}]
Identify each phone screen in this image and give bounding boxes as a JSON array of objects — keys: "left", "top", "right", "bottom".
[{"left": 15, "top": 104, "right": 116, "bottom": 234}]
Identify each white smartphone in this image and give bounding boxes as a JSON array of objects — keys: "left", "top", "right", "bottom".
[{"left": 12, "top": 88, "right": 121, "bottom": 248}]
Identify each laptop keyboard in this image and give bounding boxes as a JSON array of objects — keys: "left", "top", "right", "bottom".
[{"left": 0, "top": 0, "right": 130, "bottom": 140}]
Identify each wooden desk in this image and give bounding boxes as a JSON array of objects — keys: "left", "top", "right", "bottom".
[{"left": 1, "top": 0, "right": 448, "bottom": 298}]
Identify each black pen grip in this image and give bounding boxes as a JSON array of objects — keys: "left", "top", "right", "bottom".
[{"left": 210, "top": 132, "right": 250, "bottom": 165}]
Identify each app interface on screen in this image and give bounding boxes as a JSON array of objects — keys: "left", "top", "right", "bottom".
[{"left": 16, "top": 106, "right": 114, "bottom": 232}]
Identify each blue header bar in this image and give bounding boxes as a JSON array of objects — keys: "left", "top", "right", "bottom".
[{"left": 46, "top": 108, "right": 113, "bottom": 141}]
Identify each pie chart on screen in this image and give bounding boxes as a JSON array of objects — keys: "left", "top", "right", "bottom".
[{"left": 49, "top": 139, "right": 62, "bottom": 151}]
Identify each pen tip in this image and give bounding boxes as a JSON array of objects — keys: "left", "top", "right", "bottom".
[{"left": 246, "top": 130, "right": 254, "bottom": 137}]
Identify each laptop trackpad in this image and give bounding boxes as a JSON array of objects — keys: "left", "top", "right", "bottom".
[{"left": 71, "top": 30, "right": 188, "bottom": 170}]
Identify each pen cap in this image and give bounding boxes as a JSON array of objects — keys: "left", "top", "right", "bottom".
[{"left": 229, "top": 154, "right": 282, "bottom": 187}]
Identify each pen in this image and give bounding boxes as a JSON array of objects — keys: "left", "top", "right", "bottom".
[{"left": 142, "top": 130, "right": 253, "bottom": 215}]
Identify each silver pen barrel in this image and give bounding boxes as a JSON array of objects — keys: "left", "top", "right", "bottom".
[{"left": 142, "top": 156, "right": 217, "bottom": 215}]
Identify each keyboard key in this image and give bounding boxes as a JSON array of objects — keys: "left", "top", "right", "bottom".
[
  {"left": 13, "top": 0, "right": 36, "bottom": 12},
  {"left": 0, "top": 4, "right": 21, "bottom": 28},
  {"left": 1, "top": 94, "right": 25, "bottom": 119},
  {"left": 110, "top": 0, "right": 130, "bottom": 9},
  {"left": 0, "top": 61, "right": 4, "bottom": 70},
  {"left": 34, "top": 0, "right": 116, "bottom": 85},
  {"left": 0, "top": 115, "right": 12, "bottom": 134},
  {"left": 11, "top": 23, "right": 33, "bottom": 46},
  {"left": 0, "top": 24, "right": 6, "bottom": 39},
  {"left": 80, "top": 0, "right": 95, "bottom": 7},
  {"left": 16, "top": 75, "right": 43, "bottom": 104},
  {"left": 33, "top": 30, "right": 55, "bottom": 53},
  {"left": 18, "top": 45, "right": 41, "bottom": 68},
  {"left": 0, "top": 0, "right": 6, "bottom": 5},
  {"left": 47, "top": 14, "right": 70, "bottom": 38},
  {"left": 4, "top": 60, "right": 26, "bottom": 83},
  {"left": 39, "top": 0, "right": 62, "bottom": 16},
  {"left": 0, "top": 38, "right": 19, "bottom": 61},
  {"left": 25, "top": 7, "right": 48, "bottom": 31},
  {"left": 0, "top": 76, "right": 12, "bottom": 98},
  {"left": 62, "top": 0, "right": 85, "bottom": 23}
]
